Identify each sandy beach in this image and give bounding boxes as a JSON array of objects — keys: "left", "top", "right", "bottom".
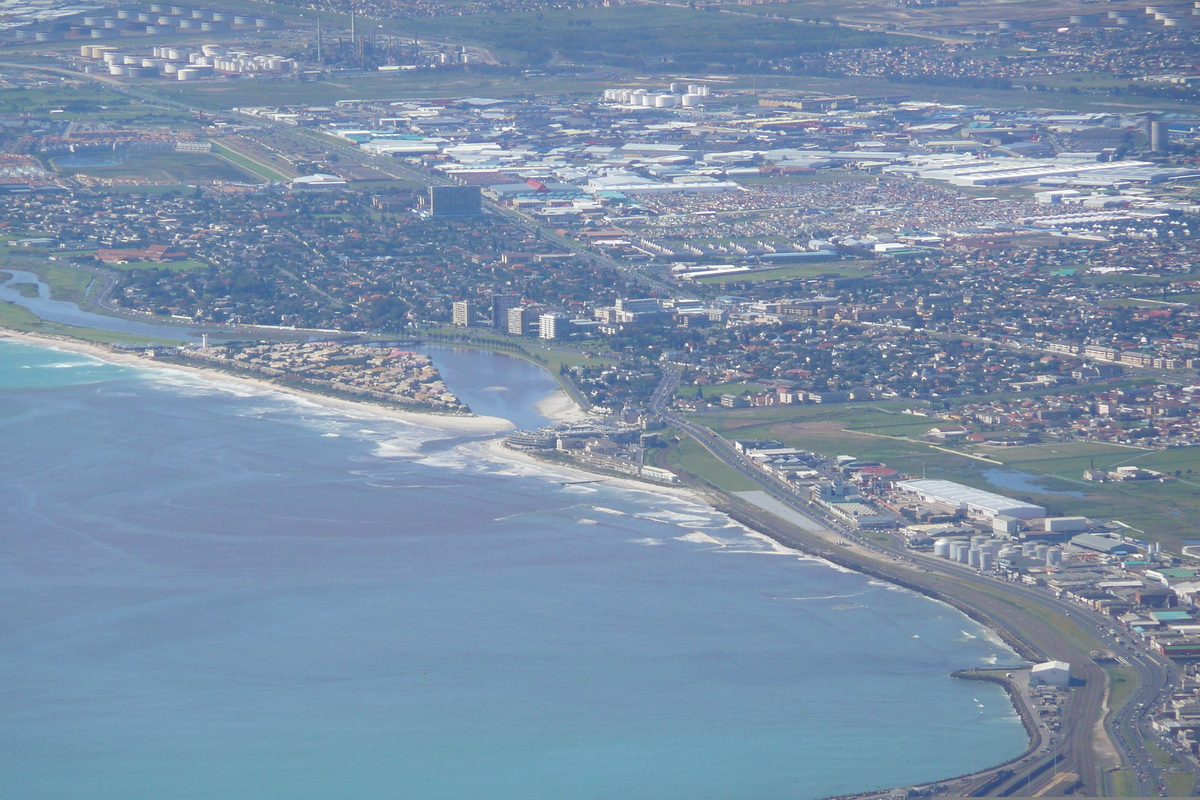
[
  {"left": 0, "top": 330, "right": 514, "bottom": 436},
  {"left": 532, "top": 389, "right": 591, "bottom": 425}
]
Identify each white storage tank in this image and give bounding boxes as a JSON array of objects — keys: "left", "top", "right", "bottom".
[
  {"left": 108, "top": 64, "right": 130, "bottom": 76},
  {"left": 654, "top": 94, "right": 677, "bottom": 108},
  {"left": 139, "top": 13, "right": 155, "bottom": 22},
  {"left": 1022, "top": 541, "right": 1038, "bottom": 557},
  {"left": 681, "top": 94, "right": 701, "bottom": 107},
  {"left": 1035, "top": 544, "right": 1050, "bottom": 559},
  {"left": 103, "top": 52, "right": 123, "bottom": 64},
  {"left": 202, "top": 44, "right": 226, "bottom": 56},
  {"left": 117, "top": 9, "right": 135, "bottom": 20},
  {"left": 177, "top": 68, "right": 201, "bottom": 81},
  {"left": 1046, "top": 548, "right": 1063, "bottom": 567},
  {"left": 166, "top": 48, "right": 181, "bottom": 60},
  {"left": 968, "top": 548, "right": 981, "bottom": 568},
  {"left": 934, "top": 538, "right": 952, "bottom": 558},
  {"left": 163, "top": 63, "right": 180, "bottom": 74},
  {"left": 80, "top": 45, "right": 93, "bottom": 57},
  {"left": 979, "top": 552, "right": 994, "bottom": 571},
  {"left": 123, "top": 55, "right": 139, "bottom": 65},
  {"left": 951, "top": 542, "right": 969, "bottom": 562}
]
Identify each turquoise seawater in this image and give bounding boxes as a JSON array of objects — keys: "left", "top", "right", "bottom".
[{"left": 0, "top": 339, "right": 1028, "bottom": 800}]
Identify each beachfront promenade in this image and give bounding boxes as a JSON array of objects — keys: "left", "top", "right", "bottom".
[{"left": 648, "top": 365, "right": 1191, "bottom": 797}]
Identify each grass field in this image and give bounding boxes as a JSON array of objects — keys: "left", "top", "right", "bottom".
[
  {"left": 663, "top": 433, "right": 758, "bottom": 492},
  {"left": 107, "top": 259, "right": 207, "bottom": 273},
  {"left": 212, "top": 142, "right": 295, "bottom": 182},
  {"left": 676, "top": 382, "right": 762, "bottom": 398},
  {"left": 405, "top": 4, "right": 906, "bottom": 70},
  {"left": 696, "top": 261, "right": 872, "bottom": 285},
  {"left": 51, "top": 151, "right": 258, "bottom": 184}
]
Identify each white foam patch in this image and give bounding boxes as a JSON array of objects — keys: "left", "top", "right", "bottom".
[
  {"left": 577, "top": 519, "right": 597, "bottom": 525},
  {"left": 630, "top": 537, "right": 664, "bottom": 546},
  {"left": 322, "top": 433, "right": 340, "bottom": 437},
  {"left": 777, "top": 591, "right": 868, "bottom": 601},
  {"left": 591, "top": 506, "right": 626, "bottom": 516},
  {"left": 676, "top": 531, "right": 723, "bottom": 545}
]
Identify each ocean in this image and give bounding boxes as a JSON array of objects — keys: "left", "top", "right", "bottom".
[{"left": 0, "top": 338, "right": 1028, "bottom": 800}]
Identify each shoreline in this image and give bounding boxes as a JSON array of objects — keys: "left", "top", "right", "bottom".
[
  {"left": 0, "top": 329, "right": 514, "bottom": 435},
  {"left": 0, "top": 326, "right": 1041, "bottom": 797}
]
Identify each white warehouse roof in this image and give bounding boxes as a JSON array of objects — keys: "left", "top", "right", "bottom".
[{"left": 895, "top": 479, "right": 1046, "bottom": 519}]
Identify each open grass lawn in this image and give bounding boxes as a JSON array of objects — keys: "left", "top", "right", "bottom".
[
  {"left": 664, "top": 434, "right": 757, "bottom": 492},
  {"left": 696, "top": 261, "right": 872, "bottom": 285},
  {"left": 405, "top": 4, "right": 907, "bottom": 70},
  {"left": 107, "top": 259, "right": 207, "bottom": 273},
  {"left": 675, "top": 382, "right": 762, "bottom": 399},
  {"left": 50, "top": 151, "right": 257, "bottom": 184},
  {"left": 691, "top": 404, "right": 1200, "bottom": 548}
]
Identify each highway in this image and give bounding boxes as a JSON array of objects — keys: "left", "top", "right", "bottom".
[{"left": 649, "top": 365, "right": 1197, "bottom": 796}]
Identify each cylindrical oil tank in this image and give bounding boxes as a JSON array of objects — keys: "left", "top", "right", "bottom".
[
  {"left": 177, "top": 67, "right": 200, "bottom": 81},
  {"left": 654, "top": 94, "right": 677, "bottom": 108},
  {"left": 934, "top": 539, "right": 952, "bottom": 558},
  {"left": 1046, "top": 548, "right": 1063, "bottom": 567},
  {"left": 212, "top": 11, "right": 230, "bottom": 21},
  {"left": 980, "top": 552, "right": 994, "bottom": 571},
  {"left": 108, "top": 64, "right": 130, "bottom": 76},
  {"left": 968, "top": 548, "right": 981, "bottom": 567},
  {"left": 123, "top": 55, "right": 139, "bottom": 64},
  {"left": 681, "top": 94, "right": 700, "bottom": 107},
  {"left": 232, "top": 15, "right": 251, "bottom": 25},
  {"left": 1022, "top": 541, "right": 1037, "bottom": 556},
  {"left": 951, "top": 542, "right": 969, "bottom": 562},
  {"left": 163, "top": 62, "right": 180, "bottom": 74},
  {"left": 83, "top": 16, "right": 103, "bottom": 26},
  {"left": 117, "top": 9, "right": 134, "bottom": 19},
  {"left": 1035, "top": 544, "right": 1050, "bottom": 559}
]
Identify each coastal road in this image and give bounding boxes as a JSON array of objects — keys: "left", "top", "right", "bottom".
[{"left": 649, "top": 366, "right": 1193, "bottom": 796}]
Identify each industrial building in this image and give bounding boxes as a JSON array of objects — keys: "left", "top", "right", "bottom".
[
  {"left": 895, "top": 479, "right": 1046, "bottom": 520},
  {"left": 1030, "top": 660, "right": 1071, "bottom": 688},
  {"left": 429, "top": 185, "right": 482, "bottom": 217}
]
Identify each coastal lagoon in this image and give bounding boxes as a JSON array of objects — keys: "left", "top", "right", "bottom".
[{"left": 0, "top": 338, "right": 1028, "bottom": 799}]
